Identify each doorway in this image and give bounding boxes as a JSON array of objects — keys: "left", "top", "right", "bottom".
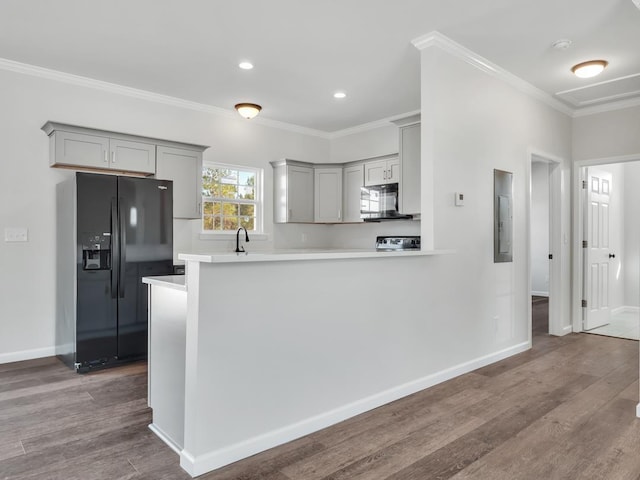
[
  {"left": 528, "top": 151, "right": 565, "bottom": 341},
  {"left": 531, "top": 160, "right": 550, "bottom": 337},
  {"left": 576, "top": 160, "right": 640, "bottom": 341}
]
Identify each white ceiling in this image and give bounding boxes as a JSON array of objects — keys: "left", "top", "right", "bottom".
[{"left": 1, "top": 0, "right": 639, "bottom": 133}]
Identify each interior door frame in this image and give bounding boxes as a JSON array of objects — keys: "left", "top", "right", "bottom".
[
  {"left": 527, "top": 149, "right": 566, "bottom": 338},
  {"left": 571, "top": 154, "right": 640, "bottom": 332}
]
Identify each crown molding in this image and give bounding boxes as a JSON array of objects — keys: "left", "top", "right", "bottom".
[
  {"left": 0, "top": 55, "right": 416, "bottom": 140},
  {"left": 572, "top": 96, "right": 640, "bottom": 118},
  {"left": 0, "top": 57, "right": 330, "bottom": 139},
  {"left": 411, "top": 31, "right": 574, "bottom": 117},
  {"left": 328, "top": 109, "right": 421, "bottom": 139}
]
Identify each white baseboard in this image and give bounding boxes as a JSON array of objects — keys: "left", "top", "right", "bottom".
[
  {"left": 178, "top": 341, "right": 530, "bottom": 477},
  {"left": 0, "top": 346, "right": 56, "bottom": 364},
  {"left": 551, "top": 325, "right": 573, "bottom": 337},
  {"left": 637, "top": 403, "right": 640, "bottom": 419},
  {"left": 531, "top": 291, "right": 549, "bottom": 297},
  {"left": 612, "top": 306, "right": 640, "bottom": 315},
  {"left": 149, "top": 423, "right": 182, "bottom": 455}
]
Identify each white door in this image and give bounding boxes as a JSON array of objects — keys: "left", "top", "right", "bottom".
[{"left": 583, "top": 168, "right": 613, "bottom": 330}]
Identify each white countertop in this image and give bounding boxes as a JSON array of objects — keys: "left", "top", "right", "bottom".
[
  {"left": 178, "top": 248, "right": 454, "bottom": 264},
  {"left": 142, "top": 274, "right": 186, "bottom": 291}
]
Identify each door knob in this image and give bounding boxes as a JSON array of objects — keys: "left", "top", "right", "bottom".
[{"left": 609, "top": 253, "right": 616, "bottom": 259}]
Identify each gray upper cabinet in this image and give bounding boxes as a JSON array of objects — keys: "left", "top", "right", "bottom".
[
  {"left": 314, "top": 166, "right": 343, "bottom": 223},
  {"left": 42, "top": 122, "right": 209, "bottom": 218},
  {"left": 155, "top": 146, "right": 203, "bottom": 219},
  {"left": 51, "top": 131, "right": 110, "bottom": 170},
  {"left": 109, "top": 138, "right": 156, "bottom": 174},
  {"left": 399, "top": 123, "right": 421, "bottom": 215},
  {"left": 364, "top": 156, "right": 400, "bottom": 186},
  {"left": 342, "top": 164, "right": 364, "bottom": 223},
  {"left": 271, "top": 160, "right": 314, "bottom": 223},
  {"left": 46, "top": 126, "right": 155, "bottom": 175}
]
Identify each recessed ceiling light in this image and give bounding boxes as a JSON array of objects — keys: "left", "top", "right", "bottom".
[
  {"left": 571, "top": 60, "right": 608, "bottom": 78},
  {"left": 239, "top": 62, "right": 254, "bottom": 70},
  {"left": 334, "top": 92, "right": 347, "bottom": 99},
  {"left": 551, "top": 39, "right": 572, "bottom": 50}
]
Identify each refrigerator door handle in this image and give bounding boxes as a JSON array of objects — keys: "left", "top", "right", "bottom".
[
  {"left": 111, "top": 198, "right": 119, "bottom": 299},
  {"left": 118, "top": 199, "right": 126, "bottom": 299}
]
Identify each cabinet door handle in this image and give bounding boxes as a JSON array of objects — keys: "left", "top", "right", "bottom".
[
  {"left": 104, "top": 151, "right": 109, "bottom": 163},
  {"left": 338, "top": 209, "right": 341, "bottom": 220},
  {"left": 383, "top": 170, "right": 387, "bottom": 180},
  {"left": 111, "top": 151, "right": 116, "bottom": 164}
]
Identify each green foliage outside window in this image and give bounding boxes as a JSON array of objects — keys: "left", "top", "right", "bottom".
[{"left": 202, "top": 166, "right": 259, "bottom": 232}]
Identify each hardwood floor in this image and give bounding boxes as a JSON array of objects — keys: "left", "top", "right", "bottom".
[{"left": 1, "top": 299, "right": 639, "bottom": 479}]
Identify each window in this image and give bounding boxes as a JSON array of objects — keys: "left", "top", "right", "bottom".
[{"left": 202, "top": 164, "right": 262, "bottom": 233}]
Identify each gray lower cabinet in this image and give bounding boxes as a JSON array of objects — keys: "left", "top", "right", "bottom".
[{"left": 155, "top": 146, "right": 203, "bottom": 219}]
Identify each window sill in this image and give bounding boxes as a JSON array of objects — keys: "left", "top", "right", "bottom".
[{"left": 199, "top": 232, "right": 269, "bottom": 241}]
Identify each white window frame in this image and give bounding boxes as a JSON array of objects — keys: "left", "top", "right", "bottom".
[{"left": 201, "top": 162, "right": 264, "bottom": 237}]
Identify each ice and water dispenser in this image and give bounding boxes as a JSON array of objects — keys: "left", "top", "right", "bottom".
[{"left": 81, "top": 233, "right": 112, "bottom": 270}]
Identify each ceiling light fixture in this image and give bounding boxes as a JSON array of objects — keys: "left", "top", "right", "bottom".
[
  {"left": 235, "top": 103, "right": 262, "bottom": 119},
  {"left": 334, "top": 92, "right": 347, "bottom": 99},
  {"left": 238, "top": 61, "right": 254, "bottom": 70},
  {"left": 571, "top": 60, "right": 608, "bottom": 78},
  {"left": 633, "top": 0, "right": 640, "bottom": 10}
]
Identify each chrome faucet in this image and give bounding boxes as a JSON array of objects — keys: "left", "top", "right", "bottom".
[{"left": 235, "top": 227, "right": 250, "bottom": 253}]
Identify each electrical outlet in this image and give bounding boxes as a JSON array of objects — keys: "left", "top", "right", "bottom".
[{"left": 4, "top": 227, "right": 28, "bottom": 242}]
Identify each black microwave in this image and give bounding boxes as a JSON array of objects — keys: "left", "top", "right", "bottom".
[{"left": 360, "top": 183, "right": 413, "bottom": 221}]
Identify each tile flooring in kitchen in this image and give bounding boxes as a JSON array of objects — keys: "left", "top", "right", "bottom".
[{"left": 585, "top": 309, "right": 640, "bottom": 341}]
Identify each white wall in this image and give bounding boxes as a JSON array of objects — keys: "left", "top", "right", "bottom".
[
  {"left": 624, "top": 162, "right": 640, "bottom": 307},
  {"left": 0, "top": 67, "right": 331, "bottom": 362},
  {"left": 0, "top": 43, "right": 576, "bottom": 366},
  {"left": 418, "top": 45, "right": 572, "bottom": 352},
  {"left": 330, "top": 124, "right": 398, "bottom": 163},
  {"left": 531, "top": 161, "right": 549, "bottom": 296},
  {"left": 572, "top": 106, "right": 640, "bottom": 161},
  {"left": 572, "top": 108, "right": 640, "bottom": 314}
]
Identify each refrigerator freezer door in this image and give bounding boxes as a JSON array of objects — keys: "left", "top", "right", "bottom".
[
  {"left": 117, "top": 176, "right": 173, "bottom": 359},
  {"left": 76, "top": 173, "right": 118, "bottom": 366}
]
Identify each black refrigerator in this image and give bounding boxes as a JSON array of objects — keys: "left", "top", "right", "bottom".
[{"left": 56, "top": 172, "right": 173, "bottom": 372}]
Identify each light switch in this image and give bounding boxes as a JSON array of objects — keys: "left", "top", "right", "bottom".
[
  {"left": 455, "top": 192, "right": 465, "bottom": 206},
  {"left": 4, "top": 227, "right": 28, "bottom": 242}
]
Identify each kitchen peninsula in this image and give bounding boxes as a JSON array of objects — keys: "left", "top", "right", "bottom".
[{"left": 144, "top": 248, "right": 462, "bottom": 477}]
